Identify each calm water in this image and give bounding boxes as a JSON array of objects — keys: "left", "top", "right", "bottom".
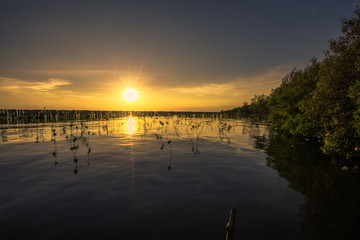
[{"left": 0, "top": 116, "right": 359, "bottom": 240}]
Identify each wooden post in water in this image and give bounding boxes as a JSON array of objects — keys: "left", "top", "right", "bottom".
[{"left": 225, "top": 208, "right": 236, "bottom": 240}]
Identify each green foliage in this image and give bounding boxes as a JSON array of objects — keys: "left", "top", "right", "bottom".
[
  {"left": 296, "top": 7, "right": 360, "bottom": 158},
  {"left": 268, "top": 62, "right": 320, "bottom": 134},
  {"left": 228, "top": 4, "right": 360, "bottom": 159},
  {"left": 228, "top": 94, "right": 270, "bottom": 119}
]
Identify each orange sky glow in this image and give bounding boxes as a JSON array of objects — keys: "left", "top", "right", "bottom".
[{"left": 0, "top": 66, "right": 291, "bottom": 111}]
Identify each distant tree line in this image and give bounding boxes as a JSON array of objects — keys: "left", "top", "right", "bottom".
[
  {"left": 0, "top": 109, "right": 220, "bottom": 125},
  {"left": 227, "top": 4, "right": 360, "bottom": 159}
]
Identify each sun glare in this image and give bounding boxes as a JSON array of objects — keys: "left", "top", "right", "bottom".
[{"left": 123, "top": 89, "right": 138, "bottom": 102}]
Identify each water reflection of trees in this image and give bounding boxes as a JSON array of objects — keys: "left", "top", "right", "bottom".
[
  {"left": 252, "top": 130, "right": 360, "bottom": 240},
  {"left": 1, "top": 129, "right": 8, "bottom": 142},
  {"left": 66, "top": 121, "right": 92, "bottom": 174},
  {"left": 51, "top": 127, "right": 58, "bottom": 166},
  {"left": 3, "top": 116, "right": 238, "bottom": 174}
]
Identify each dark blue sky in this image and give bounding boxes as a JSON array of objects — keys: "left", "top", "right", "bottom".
[{"left": 0, "top": 0, "right": 358, "bottom": 110}]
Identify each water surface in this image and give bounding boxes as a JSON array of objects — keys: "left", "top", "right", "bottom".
[{"left": 0, "top": 116, "right": 358, "bottom": 239}]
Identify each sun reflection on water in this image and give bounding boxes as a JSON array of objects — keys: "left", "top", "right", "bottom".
[{"left": 127, "top": 116, "right": 134, "bottom": 134}]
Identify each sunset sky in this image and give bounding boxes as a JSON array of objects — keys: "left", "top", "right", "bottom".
[{"left": 0, "top": 0, "right": 357, "bottom": 111}]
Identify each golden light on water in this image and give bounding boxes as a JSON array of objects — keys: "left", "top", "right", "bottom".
[
  {"left": 123, "top": 89, "right": 138, "bottom": 102},
  {"left": 127, "top": 116, "right": 134, "bottom": 134}
]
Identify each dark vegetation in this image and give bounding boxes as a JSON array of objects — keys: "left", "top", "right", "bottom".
[
  {"left": 0, "top": 109, "right": 217, "bottom": 125},
  {"left": 226, "top": 5, "right": 360, "bottom": 159}
]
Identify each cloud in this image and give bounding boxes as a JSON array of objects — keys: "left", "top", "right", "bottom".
[
  {"left": 165, "top": 64, "right": 292, "bottom": 99},
  {"left": 0, "top": 77, "right": 72, "bottom": 93},
  {"left": 168, "top": 83, "right": 236, "bottom": 97}
]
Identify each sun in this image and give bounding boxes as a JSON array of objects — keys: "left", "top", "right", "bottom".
[{"left": 123, "top": 89, "right": 138, "bottom": 102}]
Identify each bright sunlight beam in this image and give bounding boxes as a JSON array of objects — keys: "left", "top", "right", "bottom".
[{"left": 123, "top": 89, "right": 138, "bottom": 102}]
